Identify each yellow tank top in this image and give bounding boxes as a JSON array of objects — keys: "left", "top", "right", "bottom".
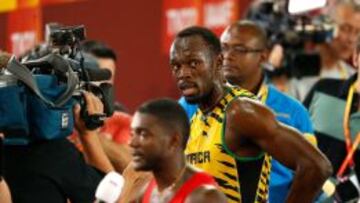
[{"left": 185, "top": 86, "right": 272, "bottom": 203}]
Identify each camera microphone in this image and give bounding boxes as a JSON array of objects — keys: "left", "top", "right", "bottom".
[{"left": 95, "top": 171, "right": 124, "bottom": 203}]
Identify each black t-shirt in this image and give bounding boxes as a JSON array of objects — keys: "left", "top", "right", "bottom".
[{"left": 4, "top": 138, "right": 104, "bottom": 203}]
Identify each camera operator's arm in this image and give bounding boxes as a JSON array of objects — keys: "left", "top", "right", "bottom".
[
  {"left": 74, "top": 92, "right": 114, "bottom": 173},
  {"left": 98, "top": 136, "right": 131, "bottom": 173}
]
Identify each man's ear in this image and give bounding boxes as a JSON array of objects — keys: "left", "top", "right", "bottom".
[
  {"left": 168, "top": 131, "right": 182, "bottom": 152},
  {"left": 213, "top": 54, "right": 225, "bottom": 83},
  {"left": 213, "top": 54, "right": 223, "bottom": 75},
  {"left": 260, "top": 49, "right": 270, "bottom": 64},
  {"left": 352, "top": 49, "right": 359, "bottom": 68}
]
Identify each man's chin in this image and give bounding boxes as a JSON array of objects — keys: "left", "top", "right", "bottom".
[
  {"left": 340, "top": 52, "right": 352, "bottom": 61},
  {"left": 132, "top": 162, "right": 152, "bottom": 172},
  {"left": 224, "top": 74, "right": 240, "bottom": 85},
  {"left": 184, "top": 95, "right": 201, "bottom": 104}
]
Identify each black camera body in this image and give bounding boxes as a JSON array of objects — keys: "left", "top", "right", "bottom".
[
  {"left": 42, "top": 24, "right": 114, "bottom": 130},
  {"left": 50, "top": 25, "right": 86, "bottom": 47},
  {"left": 247, "top": 1, "right": 333, "bottom": 79}
]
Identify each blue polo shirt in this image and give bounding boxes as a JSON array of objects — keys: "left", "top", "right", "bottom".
[{"left": 179, "top": 84, "right": 315, "bottom": 203}]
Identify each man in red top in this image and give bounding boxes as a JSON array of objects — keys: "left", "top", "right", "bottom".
[
  {"left": 81, "top": 40, "right": 131, "bottom": 144},
  {"left": 129, "top": 98, "right": 226, "bottom": 203},
  {"left": 74, "top": 41, "right": 132, "bottom": 172},
  {"left": 100, "top": 110, "right": 131, "bottom": 144}
]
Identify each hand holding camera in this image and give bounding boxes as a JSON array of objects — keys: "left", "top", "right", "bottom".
[{"left": 74, "top": 91, "right": 106, "bottom": 134}]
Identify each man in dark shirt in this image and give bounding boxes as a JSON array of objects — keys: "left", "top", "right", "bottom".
[{"left": 304, "top": 36, "right": 360, "bottom": 178}]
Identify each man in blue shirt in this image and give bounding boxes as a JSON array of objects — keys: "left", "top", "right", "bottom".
[{"left": 179, "top": 20, "right": 316, "bottom": 203}]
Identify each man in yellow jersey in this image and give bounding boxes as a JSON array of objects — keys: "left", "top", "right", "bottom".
[{"left": 170, "top": 26, "right": 332, "bottom": 203}]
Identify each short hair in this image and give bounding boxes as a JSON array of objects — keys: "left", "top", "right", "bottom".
[
  {"left": 176, "top": 26, "right": 221, "bottom": 55},
  {"left": 337, "top": 0, "right": 360, "bottom": 12},
  {"left": 232, "top": 20, "right": 268, "bottom": 49},
  {"left": 137, "top": 98, "right": 190, "bottom": 148},
  {"left": 81, "top": 40, "right": 117, "bottom": 61},
  {"left": 329, "top": 0, "right": 360, "bottom": 21}
]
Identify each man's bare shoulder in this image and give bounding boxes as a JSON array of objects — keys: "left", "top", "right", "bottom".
[
  {"left": 225, "top": 96, "right": 265, "bottom": 118},
  {"left": 224, "top": 96, "right": 277, "bottom": 141},
  {"left": 185, "top": 185, "right": 227, "bottom": 203}
]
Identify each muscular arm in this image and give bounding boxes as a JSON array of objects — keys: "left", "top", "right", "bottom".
[
  {"left": 226, "top": 98, "right": 332, "bottom": 203},
  {"left": 78, "top": 131, "right": 114, "bottom": 173},
  {"left": 185, "top": 185, "right": 227, "bottom": 203}
]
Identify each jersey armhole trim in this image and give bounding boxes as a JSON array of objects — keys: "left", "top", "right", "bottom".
[{"left": 221, "top": 99, "right": 265, "bottom": 162}]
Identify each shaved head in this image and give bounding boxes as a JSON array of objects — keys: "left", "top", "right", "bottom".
[
  {"left": 220, "top": 20, "right": 269, "bottom": 90},
  {"left": 222, "top": 20, "right": 268, "bottom": 50}
]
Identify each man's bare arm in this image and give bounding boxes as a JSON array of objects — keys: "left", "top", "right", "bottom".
[
  {"left": 185, "top": 185, "right": 227, "bottom": 203},
  {"left": 98, "top": 136, "right": 132, "bottom": 174},
  {"left": 226, "top": 98, "right": 332, "bottom": 203},
  {"left": 74, "top": 92, "right": 114, "bottom": 173}
]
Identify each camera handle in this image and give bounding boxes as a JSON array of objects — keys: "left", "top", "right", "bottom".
[{"left": 79, "top": 93, "right": 106, "bottom": 131}]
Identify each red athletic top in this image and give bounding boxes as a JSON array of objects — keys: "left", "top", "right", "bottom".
[
  {"left": 100, "top": 111, "right": 131, "bottom": 144},
  {"left": 69, "top": 111, "right": 131, "bottom": 151},
  {"left": 142, "top": 171, "right": 217, "bottom": 203}
]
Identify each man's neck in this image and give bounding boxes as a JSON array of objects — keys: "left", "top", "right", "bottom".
[
  {"left": 152, "top": 155, "right": 186, "bottom": 191},
  {"left": 318, "top": 44, "right": 341, "bottom": 69},
  {"left": 199, "top": 82, "right": 225, "bottom": 114},
  {"left": 233, "top": 71, "right": 263, "bottom": 95}
]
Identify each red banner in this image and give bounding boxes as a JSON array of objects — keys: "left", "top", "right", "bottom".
[
  {"left": 162, "top": 0, "right": 202, "bottom": 53},
  {"left": 203, "top": 0, "right": 239, "bottom": 36},
  {"left": 6, "top": 6, "right": 42, "bottom": 56},
  {"left": 41, "top": 0, "right": 83, "bottom": 5},
  {"left": 162, "top": 0, "right": 240, "bottom": 54},
  {"left": 17, "top": 0, "right": 40, "bottom": 9}
]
